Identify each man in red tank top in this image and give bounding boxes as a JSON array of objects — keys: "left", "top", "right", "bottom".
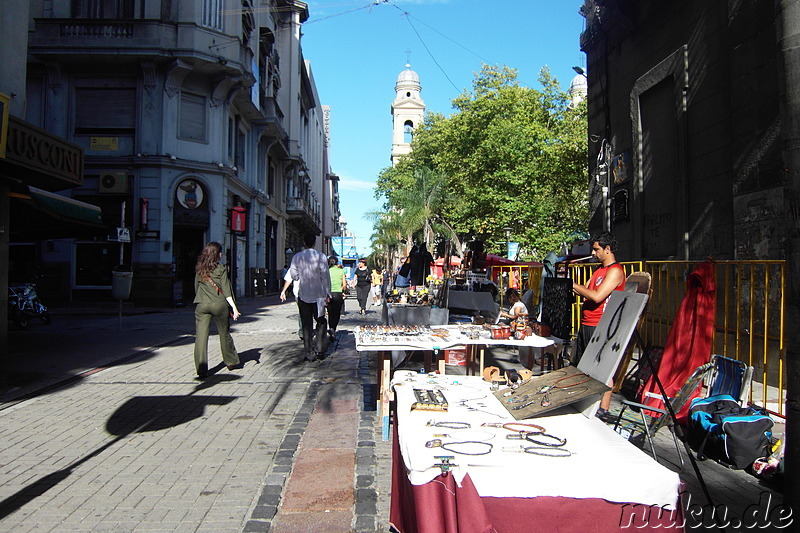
[
  {"left": 572, "top": 232, "right": 625, "bottom": 418},
  {"left": 572, "top": 232, "right": 625, "bottom": 364}
]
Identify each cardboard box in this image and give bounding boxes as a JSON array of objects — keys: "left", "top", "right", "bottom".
[{"left": 444, "top": 346, "right": 467, "bottom": 366}]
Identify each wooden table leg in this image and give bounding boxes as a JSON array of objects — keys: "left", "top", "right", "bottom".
[
  {"left": 424, "top": 350, "right": 433, "bottom": 373},
  {"left": 464, "top": 345, "right": 475, "bottom": 376},
  {"left": 378, "top": 351, "right": 392, "bottom": 441}
]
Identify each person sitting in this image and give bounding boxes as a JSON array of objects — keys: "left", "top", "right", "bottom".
[
  {"left": 394, "top": 257, "right": 412, "bottom": 294},
  {"left": 498, "top": 288, "right": 528, "bottom": 326}
]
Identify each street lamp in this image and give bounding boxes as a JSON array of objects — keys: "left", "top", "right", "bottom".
[
  {"left": 503, "top": 226, "right": 513, "bottom": 258},
  {"left": 572, "top": 66, "right": 587, "bottom": 77},
  {"left": 338, "top": 216, "right": 347, "bottom": 258}
]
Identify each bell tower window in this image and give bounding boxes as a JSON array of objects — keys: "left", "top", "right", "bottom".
[{"left": 403, "top": 121, "right": 414, "bottom": 143}]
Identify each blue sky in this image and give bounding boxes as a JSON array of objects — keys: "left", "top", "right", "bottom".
[{"left": 301, "top": 0, "right": 587, "bottom": 256}]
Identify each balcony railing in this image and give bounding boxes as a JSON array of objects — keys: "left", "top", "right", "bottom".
[{"left": 286, "top": 196, "right": 320, "bottom": 227}]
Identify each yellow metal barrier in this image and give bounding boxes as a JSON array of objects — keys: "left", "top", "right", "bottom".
[
  {"left": 566, "top": 260, "right": 786, "bottom": 416},
  {"left": 490, "top": 260, "right": 786, "bottom": 416}
]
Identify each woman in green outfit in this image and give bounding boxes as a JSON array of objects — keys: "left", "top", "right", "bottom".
[
  {"left": 327, "top": 256, "right": 347, "bottom": 341},
  {"left": 193, "top": 242, "right": 241, "bottom": 378}
]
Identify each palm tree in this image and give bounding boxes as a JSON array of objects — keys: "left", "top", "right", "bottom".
[{"left": 390, "top": 167, "right": 463, "bottom": 255}]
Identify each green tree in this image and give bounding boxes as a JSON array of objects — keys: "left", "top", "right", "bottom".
[
  {"left": 369, "top": 167, "right": 462, "bottom": 258},
  {"left": 374, "top": 64, "right": 587, "bottom": 260}
]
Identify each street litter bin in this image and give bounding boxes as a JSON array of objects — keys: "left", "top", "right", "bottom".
[{"left": 112, "top": 265, "right": 133, "bottom": 300}]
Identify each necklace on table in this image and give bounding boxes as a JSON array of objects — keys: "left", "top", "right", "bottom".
[
  {"left": 426, "top": 439, "right": 494, "bottom": 456},
  {"left": 426, "top": 421, "right": 471, "bottom": 430},
  {"left": 553, "top": 372, "right": 591, "bottom": 389},
  {"left": 503, "top": 445, "right": 573, "bottom": 457},
  {"left": 540, "top": 386, "right": 589, "bottom": 408}
]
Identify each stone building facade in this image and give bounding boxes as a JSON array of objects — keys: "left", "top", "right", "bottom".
[
  {"left": 579, "top": 0, "right": 788, "bottom": 261},
  {"left": 3, "top": 0, "right": 339, "bottom": 308}
]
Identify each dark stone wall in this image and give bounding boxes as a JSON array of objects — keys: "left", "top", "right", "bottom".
[{"left": 582, "top": 0, "right": 786, "bottom": 260}]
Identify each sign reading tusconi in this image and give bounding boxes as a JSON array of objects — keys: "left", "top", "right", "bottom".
[{"left": 4, "top": 116, "right": 84, "bottom": 187}]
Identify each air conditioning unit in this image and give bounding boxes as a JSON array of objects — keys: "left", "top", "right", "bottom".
[{"left": 99, "top": 171, "right": 129, "bottom": 194}]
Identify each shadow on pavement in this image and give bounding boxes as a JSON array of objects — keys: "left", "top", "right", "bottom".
[{"left": 0, "top": 375, "right": 241, "bottom": 519}]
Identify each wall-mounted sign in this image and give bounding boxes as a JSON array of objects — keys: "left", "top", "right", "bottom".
[
  {"left": 90, "top": 137, "right": 119, "bottom": 151},
  {"left": 135, "top": 230, "right": 160, "bottom": 239},
  {"left": 174, "top": 179, "right": 209, "bottom": 227},
  {"left": 612, "top": 189, "right": 630, "bottom": 222},
  {"left": 231, "top": 205, "right": 246, "bottom": 232},
  {"left": 3, "top": 116, "right": 83, "bottom": 187},
  {"left": 176, "top": 179, "right": 204, "bottom": 209},
  {"left": 611, "top": 151, "right": 630, "bottom": 185}
]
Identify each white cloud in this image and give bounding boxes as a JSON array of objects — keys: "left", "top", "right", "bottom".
[
  {"left": 338, "top": 177, "right": 377, "bottom": 191},
  {"left": 395, "top": 0, "right": 453, "bottom": 4}
]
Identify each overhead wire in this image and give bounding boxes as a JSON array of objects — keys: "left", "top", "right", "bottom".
[
  {"left": 306, "top": 0, "right": 390, "bottom": 25},
  {"left": 398, "top": 10, "right": 492, "bottom": 64},
  {"left": 212, "top": 0, "right": 489, "bottom": 92},
  {"left": 389, "top": 3, "right": 460, "bottom": 92}
]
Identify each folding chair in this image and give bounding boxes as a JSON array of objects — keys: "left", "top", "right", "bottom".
[
  {"left": 706, "top": 354, "right": 753, "bottom": 405},
  {"left": 612, "top": 362, "right": 714, "bottom": 469}
]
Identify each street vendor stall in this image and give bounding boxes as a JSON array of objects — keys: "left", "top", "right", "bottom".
[
  {"left": 385, "top": 291, "right": 659, "bottom": 531},
  {"left": 354, "top": 325, "right": 557, "bottom": 440},
  {"left": 389, "top": 371, "right": 683, "bottom": 533}
]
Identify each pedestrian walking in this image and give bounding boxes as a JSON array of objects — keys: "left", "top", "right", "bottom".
[
  {"left": 371, "top": 267, "right": 383, "bottom": 306},
  {"left": 193, "top": 242, "right": 241, "bottom": 379},
  {"left": 280, "top": 233, "right": 331, "bottom": 361},
  {"left": 284, "top": 268, "right": 303, "bottom": 339},
  {"left": 327, "top": 256, "right": 347, "bottom": 340},
  {"left": 351, "top": 258, "right": 371, "bottom": 315}
]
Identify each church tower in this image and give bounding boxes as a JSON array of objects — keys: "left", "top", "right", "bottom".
[{"left": 391, "top": 64, "right": 425, "bottom": 166}]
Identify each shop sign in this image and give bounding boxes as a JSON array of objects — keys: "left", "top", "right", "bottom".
[{"left": 3, "top": 116, "right": 83, "bottom": 186}]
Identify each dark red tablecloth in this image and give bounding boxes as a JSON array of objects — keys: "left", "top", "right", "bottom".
[{"left": 389, "top": 428, "right": 684, "bottom": 532}]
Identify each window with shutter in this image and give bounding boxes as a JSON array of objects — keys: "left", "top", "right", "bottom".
[
  {"left": 75, "top": 87, "right": 136, "bottom": 135},
  {"left": 179, "top": 92, "right": 207, "bottom": 143}
]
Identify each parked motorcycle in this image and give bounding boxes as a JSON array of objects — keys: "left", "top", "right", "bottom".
[{"left": 8, "top": 282, "right": 51, "bottom": 329}]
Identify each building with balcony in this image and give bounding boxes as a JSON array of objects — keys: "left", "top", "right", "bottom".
[{"left": 3, "top": 0, "right": 339, "bottom": 307}]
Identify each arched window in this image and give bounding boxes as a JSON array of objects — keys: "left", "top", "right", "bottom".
[{"left": 403, "top": 120, "right": 414, "bottom": 143}]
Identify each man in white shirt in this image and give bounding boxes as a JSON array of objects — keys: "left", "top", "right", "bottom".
[
  {"left": 280, "top": 233, "right": 331, "bottom": 361},
  {"left": 284, "top": 269, "right": 302, "bottom": 339}
]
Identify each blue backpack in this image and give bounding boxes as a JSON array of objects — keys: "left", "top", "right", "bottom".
[{"left": 687, "top": 394, "right": 773, "bottom": 470}]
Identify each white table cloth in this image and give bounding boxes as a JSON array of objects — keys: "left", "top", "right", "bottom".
[{"left": 391, "top": 371, "right": 681, "bottom": 509}]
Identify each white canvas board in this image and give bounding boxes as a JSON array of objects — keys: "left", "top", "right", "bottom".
[{"left": 575, "top": 291, "right": 648, "bottom": 417}]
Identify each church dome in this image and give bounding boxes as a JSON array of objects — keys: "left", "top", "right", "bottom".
[
  {"left": 568, "top": 73, "right": 587, "bottom": 106},
  {"left": 396, "top": 64, "right": 421, "bottom": 92},
  {"left": 569, "top": 73, "right": 587, "bottom": 93}
]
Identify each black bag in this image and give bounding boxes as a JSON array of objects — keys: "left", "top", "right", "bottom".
[{"left": 688, "top": 394, "right": 773, "bottom": 470}]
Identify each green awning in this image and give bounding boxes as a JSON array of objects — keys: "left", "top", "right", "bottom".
[
  {"left": 8, "top": 186, "right": 106, "bottom": 240},
  {"left": 27, "top": 186, "right": 103, "bottom": 226}
]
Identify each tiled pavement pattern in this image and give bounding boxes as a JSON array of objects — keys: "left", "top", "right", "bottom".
[{"left": 1, "top": 296, "right": 786, "bottom": 532}]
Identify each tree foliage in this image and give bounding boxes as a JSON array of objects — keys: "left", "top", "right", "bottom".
[{"left": 374, "top": 64, "right": 588, "bottom": 260}]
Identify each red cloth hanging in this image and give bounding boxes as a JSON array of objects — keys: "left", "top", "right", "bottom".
[{"left": 640, "top": 261, "right": 716, "bottom": 423}]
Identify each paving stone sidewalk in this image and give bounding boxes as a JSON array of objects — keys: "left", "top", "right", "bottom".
[{"left": 0, "top": 296, "right": 391, "bottom": 532}]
